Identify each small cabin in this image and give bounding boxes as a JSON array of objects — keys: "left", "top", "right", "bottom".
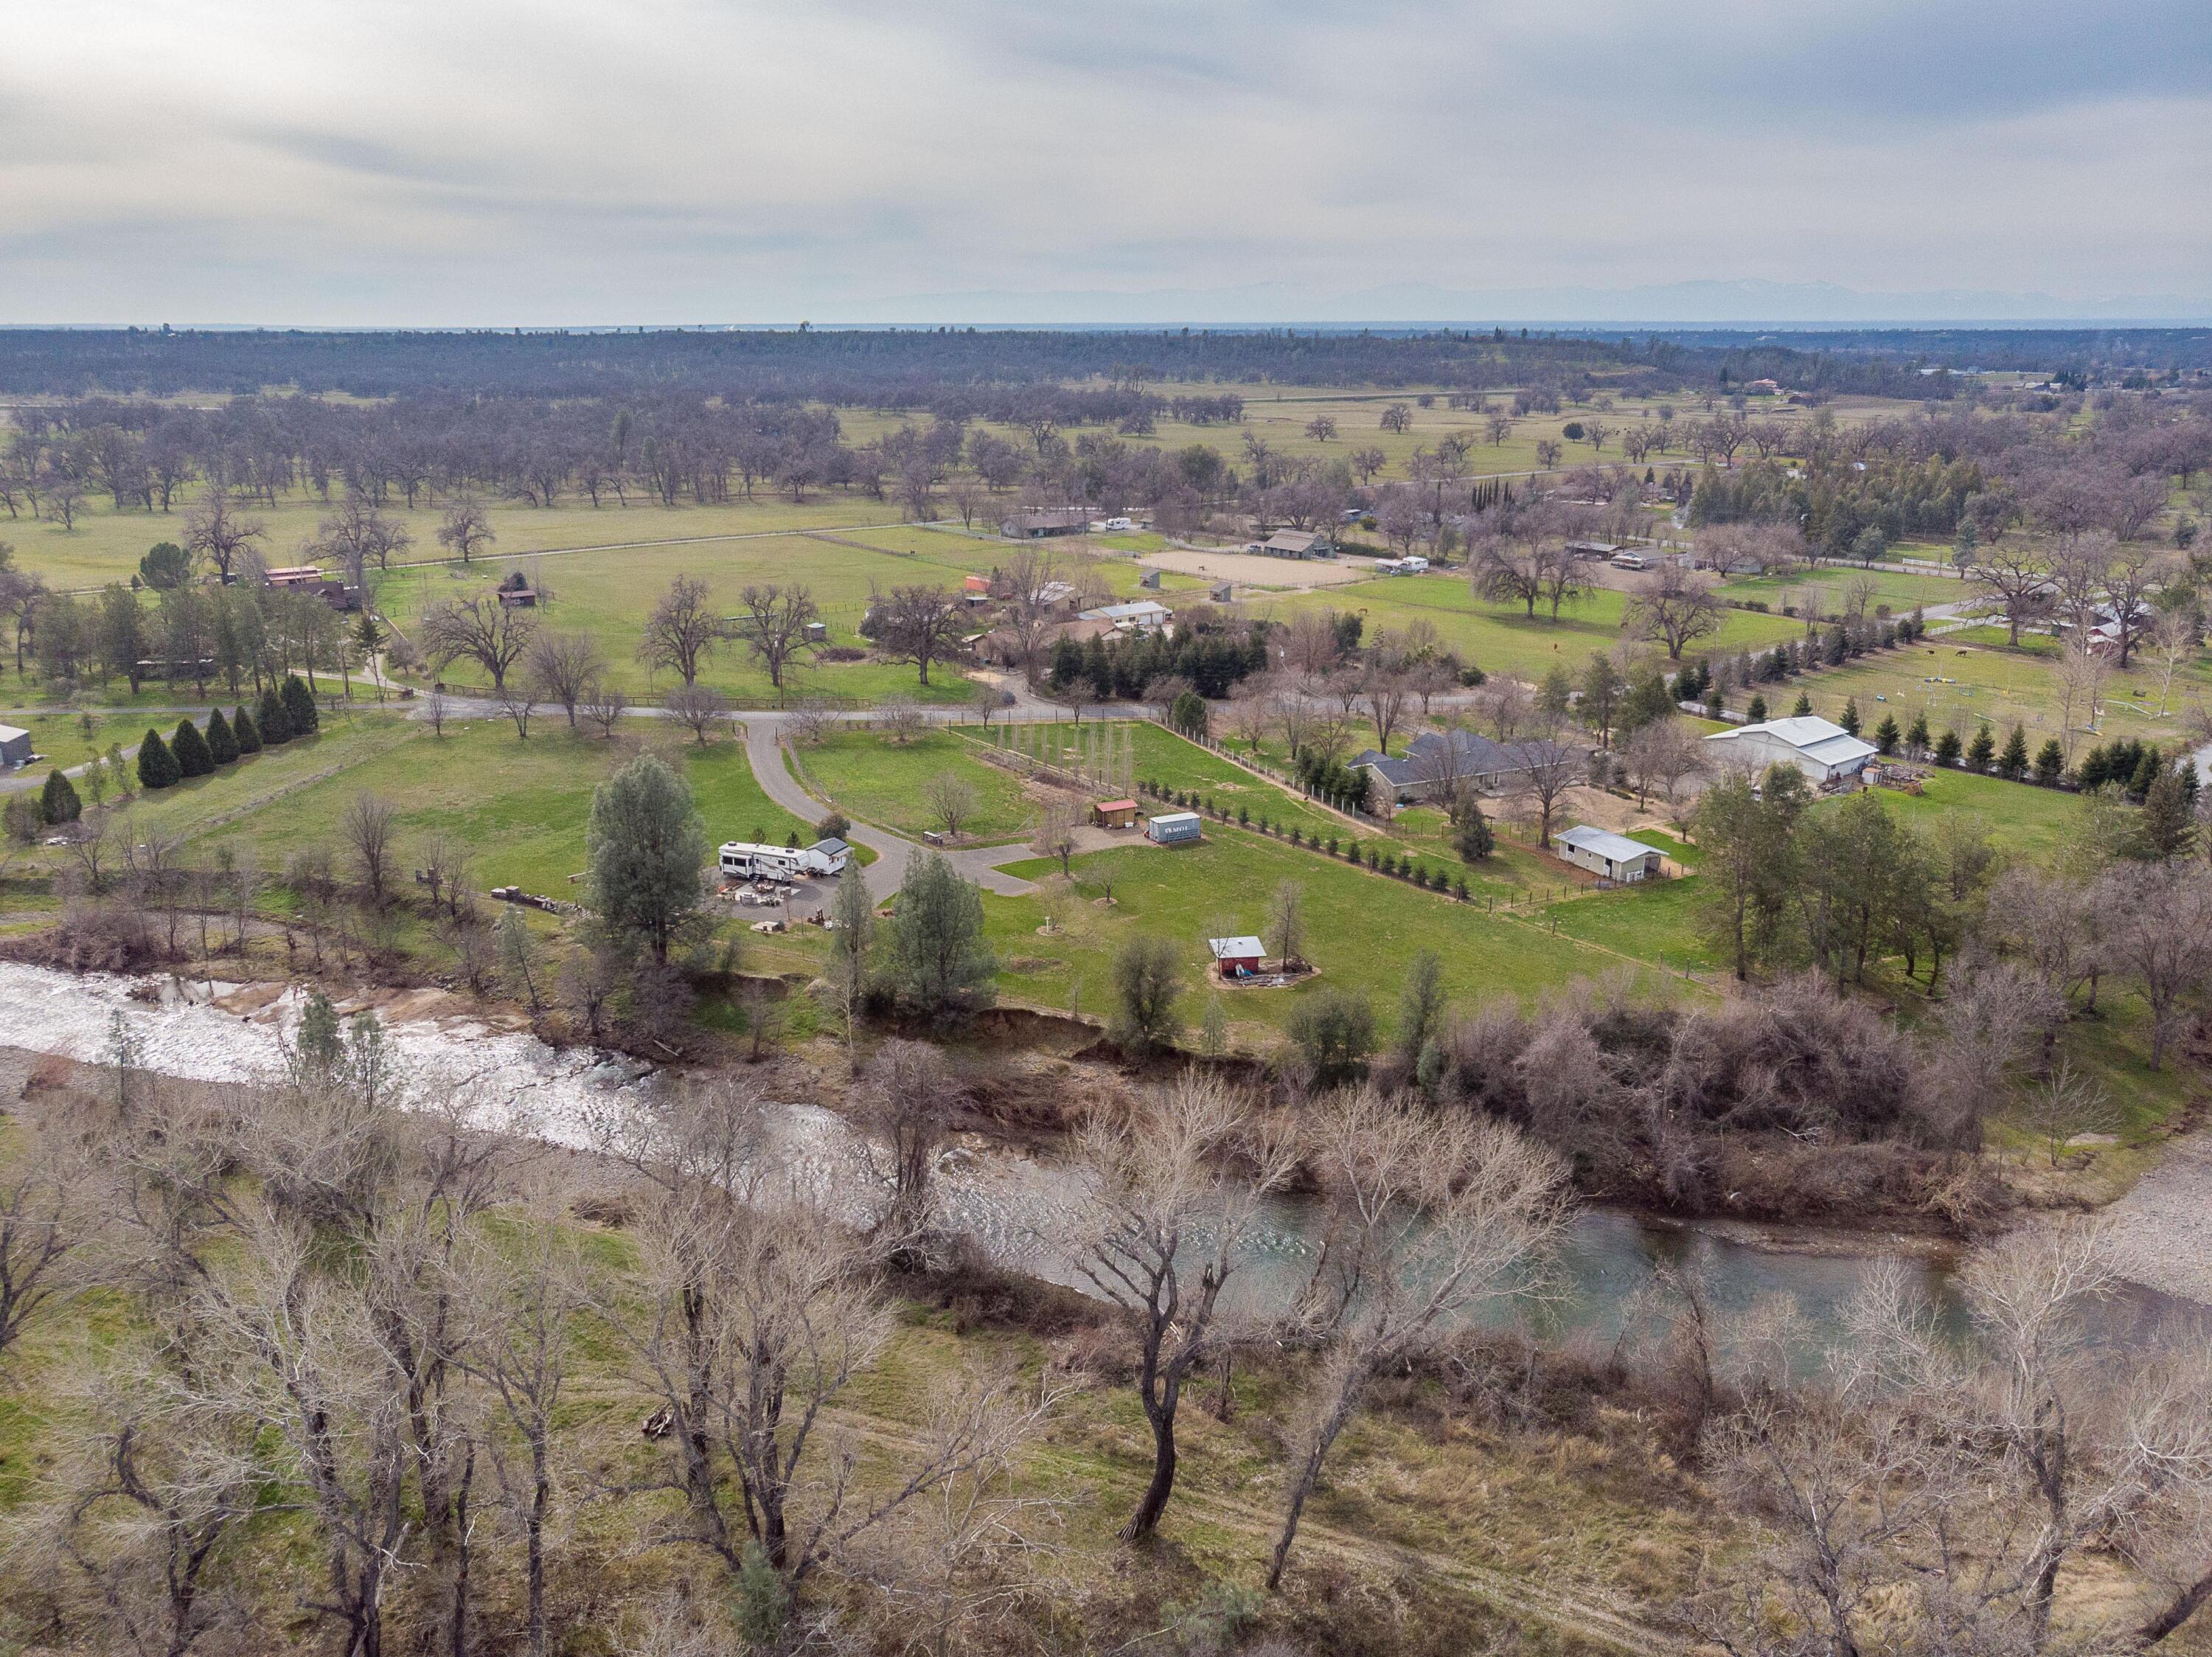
[
  {"left": 1208, "top": 935, "right": 1266, "bottom": 980},
  {"left": 1147, "top": 811, "right": 1202, "bottom": 846},
  {"left": 1093, "top": 798, "right": 1141, "bottom": 830},
  {"left": 1556, "top": 825, "right": 1664, "bottom": 883}
]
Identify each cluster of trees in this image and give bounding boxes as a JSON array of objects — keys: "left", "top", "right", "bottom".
[{"left": 133, "top": 686, "right": 302, "bottom": 791}]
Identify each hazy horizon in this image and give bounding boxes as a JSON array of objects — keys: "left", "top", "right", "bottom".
[{"left": 4, "top": 1, "right": 2207, "bottom": 327}]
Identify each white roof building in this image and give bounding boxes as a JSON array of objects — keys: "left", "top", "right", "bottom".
[
  {"left": 1556, "top": 825, "right": 1665, "bottom": 882},
  {"left": 1079, "top": 600, "right": 1172, "bottom": 633},
  {"left": 1703, "top": 715, "right": 1877, "bottom": 785}
]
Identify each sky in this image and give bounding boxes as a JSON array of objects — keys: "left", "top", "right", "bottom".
[{"left": 2, "top": 0, "right": 2208, "bottom": 326}]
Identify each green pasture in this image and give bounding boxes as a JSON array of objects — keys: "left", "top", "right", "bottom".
[
  {"left": 4, "top": 481, "right": 914, "bottom": 591},
  {"left": 1718, "top": 564, "right": 1977, "bottom": 614},
  {"left": 1869, "top": 766, "right": 2086, "bottom": 863},
  {"left": 1253, "top": 575, "right": 1806, "bottom": 684},
  {"left": 373, "top": 535, "right": 985, "bottom": 706},
  {"left": 1779, "top": 639, "right": 2208, "bottom": 752},
  {"left": 793, "top": 729, "right": 1037, "bottom": 844},
  {"left": 117, "top": 715, "right": 813, "bottom": 895}
]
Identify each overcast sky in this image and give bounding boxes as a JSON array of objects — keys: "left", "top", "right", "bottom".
[{"left": 3, "top": 0, "right": 2207, "bottom": 325}]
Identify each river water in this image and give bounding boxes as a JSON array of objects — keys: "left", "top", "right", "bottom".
[{"left": 2, "top": 963, "right": 2198, "bottom": 1365}]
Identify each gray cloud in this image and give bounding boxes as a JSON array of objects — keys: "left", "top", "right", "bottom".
[{"left": 0, "top": 0, "right": 2204, "bottom": 324}]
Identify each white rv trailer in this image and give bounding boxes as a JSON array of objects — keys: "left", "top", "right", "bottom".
[{"left": 717, "top": 836, "right": 852, "bottom": 881}]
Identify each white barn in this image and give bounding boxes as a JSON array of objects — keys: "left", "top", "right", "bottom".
[
  {"left": 1703, "top": 715, "right": 1877, "bottom": 786},
  {"left": 1556, "top": 826, "right": 1664, "bottom": 883}
]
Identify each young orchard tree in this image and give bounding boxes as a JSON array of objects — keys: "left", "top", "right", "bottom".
[
  {"left": 1063, "top": 1074, "right": 1296, "bottom": 1542},
  {"left": 1268, "top": 1094, "right": 1565, "bottom": 1587}
]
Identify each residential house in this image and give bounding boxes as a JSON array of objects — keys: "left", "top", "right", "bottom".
[
  {"left": 1556, "top": 826, "right": 1663, "bottom": 883},
  {"left": 1352, "top": 727, "right": 1561, "bottom": 804},
  {"left": 1001, "top": 509, "right": 1091, "bottom": 539},
  {"left": 1703, "top": 715, "right": 1877, "bottom": 786},
  {"left": 972, "top": 614, "right": 1114, "bottom": 667}
]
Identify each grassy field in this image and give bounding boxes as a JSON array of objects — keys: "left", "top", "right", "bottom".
[
  {"left": 1722, "top": 564, "right": 1978, "bottom": 614},
  {"left": 796, "top": 729, "right": 1038, "bottom": 844},
  {"left": 111, "top": 715, "right": 816, "bottom": 895},
  {"left": 4, "top": 481, "right": 922, "bottom": 591},
  {"left": 1778, "top": 637, "right": 2209, "bottom": 752},
  {"left": 981, "top": 827, "right": 1672, "bottom": 1046},
  {"left": 1253, "top": 573, "right": 1806, "bottom": 684},
  {"left": 1869, "top": 765, "right": 2087, "bottom": 861}
]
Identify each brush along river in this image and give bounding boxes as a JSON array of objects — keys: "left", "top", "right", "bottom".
[{"left": 2, "top": 962, "right": 2199, "bottom": 1364}]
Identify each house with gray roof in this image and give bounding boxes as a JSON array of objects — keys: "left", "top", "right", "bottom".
[{"left": 1352, "top": 727, "right": 1559, "bottom": 804}]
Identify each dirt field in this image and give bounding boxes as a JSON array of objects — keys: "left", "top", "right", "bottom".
[{"left": 1138, "top": 546, "right": 1384, "bottom": 591}]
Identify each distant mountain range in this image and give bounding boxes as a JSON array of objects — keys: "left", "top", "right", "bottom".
[{"left": 835, "top": 278, "right": 2212, "bottom": 328}]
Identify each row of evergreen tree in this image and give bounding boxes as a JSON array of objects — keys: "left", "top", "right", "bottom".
[{"left": 135, "top": 674, "right": 321, "bottom": 791}]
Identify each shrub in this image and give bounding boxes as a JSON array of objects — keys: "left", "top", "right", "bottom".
[
  {"left": 815, "top": 810, "right": 851, "bottom": 841},
  {"left": 40, "top": 768, "right": 80, "bottom": 825},
  {"left": 171, "top": 718, "right": 215, "bottom": 779},
  {"left": 136, "top": 728, "right": 181, "bottom": 790},
  {"left": 1285, "top": 989, "right": 1377, "bottom": 1088}
]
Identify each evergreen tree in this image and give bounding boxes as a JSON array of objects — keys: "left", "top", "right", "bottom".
[
  {"left": 40, "top": 768, "right": 81, "bottom": 825},
  {"left": 1997, "top": 724, "right": 2030, "bottom": 780},
  {"left": 2034, "top": 739, "right": 2066, "bottom": 786},
  {"left": 585, "top": 751, "right": 706, "bottom": 964},
  {"left": 172, "top": 718, "right": 215, "bottom": 778},
  {"left": 1934, "top": 729, "right": 1964, "bottom": 767},
  {"left": 281, "top": 673, "right": 319, "bottom": 736},
  {"left": 2137, "top": 765, "right": 2197, "bottom": 861},
  {"left": 205, "top": 706, "right": 239, "bottom": 764},
  {"left": 259, "top": 685, "right": 291, "bottom": 744},
  {"left": 1838, "top": 697, "right": 1860, "bottom": 737},
  {"left": 1966, "top": 724, "right": 1996, "bottom": 771},
  {"left": 880, "top": 852, "right": 996, "bottom": 1023},
  {"left": 1792, "top": 690, "right": 1813, "bottom": 718},
  {"left": 232, "top": 704, "right": 262, "bottom": 753},
  {"left": 1906, "top": 712, "right": 1931, "bottom": 756},
  {"left": 2129, "top": 748, "right": 2163, "bottom": 798},
  {"left": 1537, "top": 663, "right": 1575, "bottom": 723},
  {"left": 1169, "top": 690, "right": 1208, "bottom": 739},
  {"left": 1745, "top": 692, "right": 1768, "bottom": 723},
  {"left": 136, "top": 728, "right": 181, "bottom": 790},
  {"left": 1455, "top": 802, "right": 1495, "bottom": 862},
  {"left": 1873, "top": 713, "right": 1900, "bottom": 755}
]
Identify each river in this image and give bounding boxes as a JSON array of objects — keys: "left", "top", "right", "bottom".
[{"left": 2, "top": 962, "right": 2199, "bottom": 1365}]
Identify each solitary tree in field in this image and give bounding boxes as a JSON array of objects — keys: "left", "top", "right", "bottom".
[
  {"left": 637, "top": 574, "right": 729, "bottom": 687},
  {"left": 732, "top": 582, "right": 821, "bottom": 692},
  {"left": 880, "top": 853, "right": 995, "bottom": 1023},
  {"left": 1624, "top": 565, "right": 1724, "bottom": 660},
  {"left": 436, "top": 494, "right": 495, "bottom": 563},
  {"left": 585, "top": 751, "right": 706, "bottom": 965},
  {"left": 869, "top": 585, "right": 967, "bottom": 686},
  {"left": 420, "top": 592, "right": 537, "bottom": 691}
]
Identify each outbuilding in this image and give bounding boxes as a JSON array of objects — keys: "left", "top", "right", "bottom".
[
  {"left": 1260, "top": 529, "right": 1335, "bottom": 559},
  {"left": 1147, "top": 811, "right": 1202, "bottom": 846},
  {"left": 1556, "top": 825, "right": 1664, "bottom": 883},
  {"left": 1703, "top": 715, "right": 1877, "bottom": 788},
  {"left": 0, "top": 724, "right": 31, "bottom": 769},
  {"left": 1208, "top": 935, "right": 1267, "bottom": 979},
  {"left": 1093, "top": 798, "right": 1141, "bottom": 829}
]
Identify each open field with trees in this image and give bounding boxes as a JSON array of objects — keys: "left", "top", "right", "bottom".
[{"left": 6, "top": 327, "right": 2212, "bottom": 1657}]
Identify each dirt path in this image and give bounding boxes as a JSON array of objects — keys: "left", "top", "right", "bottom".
[{"left": 2101, "top": 1131, "right": 2212, "bottom": 1304}]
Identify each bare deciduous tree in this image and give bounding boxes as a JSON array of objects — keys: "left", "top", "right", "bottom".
[
  {"left": 525, "top": 631, "right": 604, "bottom": 730},
  {"left": 1510, "top": 735, "right": 1584, "bottom": 849},
  {"left": 1268, "top": 1094, "right": 1565, "bottom": 1587},
  {"left": 420, "top": 593, "right": 538, "bottom": 692},
  {"left": 665, "top": 682, "right": 727, "bottom": 743},
  {"left": 338, "top": 791, "right": 400, "bottom": 909},
  {"left": 1062, "top": 1074, "right": 1296, "bottom": 1542},
  {"left": 636, "top": 574, "right": 729, "bottom": 687},
  {"left": 922, "top": 772, "right": 977, "bottom": 840},
  {"left": 731, "top": 583, "right": 819, "bottom": 693},
  {"left": 1624, "top": 566, "right": 1725, "bottom": 660}
]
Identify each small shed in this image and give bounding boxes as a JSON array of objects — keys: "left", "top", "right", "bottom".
[
  {"left": 1208, "top": 581, "right": 1234, "bottom": 604},
  {"left": 1093, "top": 798, "right": 1141, "bottom": 829},
  {"left": 1208, "top": 935, "right": 1267, "bottom": 979},
  {"left": 1557, "top": 825, "right": 1664, "bottom": 883},
  {"left": 0, "top": 724, "right": 31, "bottom": 768},
  {"left": 1147, "top": 811, "right": 1202, "bottom": 846},
  {"left": 803, "top": 620, "right": 829, "bottom": 643},
  {"left": 1139, "top": 568, "right": 1164, "bottom": 589}
]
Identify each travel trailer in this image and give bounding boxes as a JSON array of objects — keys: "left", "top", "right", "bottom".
[{"left": 717, "top": 837, "right": 851, "bottom": 881}]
